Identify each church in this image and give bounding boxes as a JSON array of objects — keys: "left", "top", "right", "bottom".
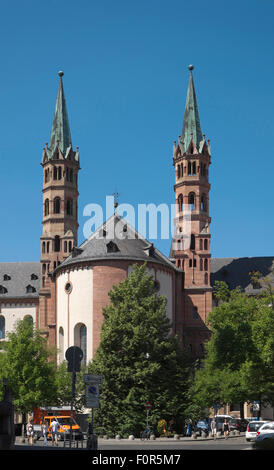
[{"left": 0, "top": 67, "right": 273, "bottom": 369}]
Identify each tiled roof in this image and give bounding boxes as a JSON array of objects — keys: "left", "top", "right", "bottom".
[{"left": 0, "top": 262, "right": 40, "bottom": 299}]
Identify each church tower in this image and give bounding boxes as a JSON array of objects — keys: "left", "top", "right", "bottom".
[
  {"left": 172, "top": 65, "right": 212, "bottom": 359},
  {"left": 39, "top": 71, "right": 80, "bottom": 346}
]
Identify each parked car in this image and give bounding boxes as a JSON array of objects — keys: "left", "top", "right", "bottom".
[
  {"left": 230, "top": 418, "right": 249, "bottom": 432},
  {"left": 246, "top": 421, "right": 268, "bottom": 441},
  {"left": 256, "top": 421, "right": 274, "bottom": 436},
  {"left": 254, "top": 432, "right": 274, "bottom": 450},
  {"left": 196, "top": 420, "right": 209, "bottom": 436}
]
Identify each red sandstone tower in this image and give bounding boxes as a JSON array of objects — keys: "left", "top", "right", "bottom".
[
  {"left": 39, "top": 71, "right": 80, "bottom": 346},
  {"left": 172, "top": 65, "right": 212, "bottom": 359}
]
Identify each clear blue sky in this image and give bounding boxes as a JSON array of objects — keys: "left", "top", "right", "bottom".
[{"left": 0, "top": 0, "right": 273, "bottom": 262}]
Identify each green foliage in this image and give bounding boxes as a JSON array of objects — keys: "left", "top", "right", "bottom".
[
  {"left": 88, "top": 263, "right": 191, "bottom": 437},
  {"left": 191, "top": 279, "right": 274, "bottom": 412},
  {"left": 55, "top": 361, "right": 89, "bottom": 412},
  {"left": 0, "top": 317, "right": 57, "bottom": 413}
]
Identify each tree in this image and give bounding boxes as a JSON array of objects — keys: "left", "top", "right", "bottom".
[
  {"left": 0, "top": 317, "right": 57, "bottom": 417},
  {"left": 55, "top": 361, "right": 88, "bottom": 412},
  {"left": 88, "top": 263, "right": 191, "bottom": 437},
  {"left": 191, "top": 279, "right": 274, "bottom": 417}
]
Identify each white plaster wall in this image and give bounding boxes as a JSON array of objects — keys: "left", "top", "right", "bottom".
[
  {"left": 0, "top": 304, "right": 36, "bottom": 340},
  {"left": 127, "top": 265, "right": 173, "bottom": 321},
  {"left": 56, "top": 267, "right": 93, "bottom": 364}
]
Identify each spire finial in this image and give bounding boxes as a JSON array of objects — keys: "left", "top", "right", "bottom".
[
  {"left": 58, "top": 70, "right": 64, "bottom": 77},
  {"left": 188, "top": 64, "right": 194, "bottom": 71}
]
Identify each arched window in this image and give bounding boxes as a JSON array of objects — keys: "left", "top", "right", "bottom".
[
  {"left": 188, "top": 193, "right": 195, "bottom": 211},
  {"left": 59, "top": 327, "right": 64, "bottom": 362},
  {"left": 70, "top": 169, "right": 73, "bottom": 182},
  {"left": 188, "top": 161, "right": 192, "bottom": 175},
  {"left": 54, "top": 235, "right": 60, "bottom": 252},
  {"left": 200, "top": 258, "right": 203, "bottom": 271},
  {"left": 201, "top": 194, "right": 207, "bottom": 212},
  {"left": 66, "top": 199, "right": 73, "bottom": 216},
  {"left": 53, "top": 197, "right": 61, "bottom": 214},
  {"left": 204, "top": 239, "right": 208, "bottom": 250},
  {"left": 58, "top": 166, "right": 62, "bottom": 180},
  {"left": 42, "top": 242, "right": 45, "bottom": 253},
  {"left": 47, "top": 241, "right": 50, "bottom": 253},
  {"left": 178, "top": 194, "right": 183, "bottom": 212},
  {"left": 0, "top": 316, "right": 5, "bottom": 339},
  {"left": 64, "top": 241, "right": 67, "bottom": 253},
  {"left": 74, "top": 323, "right": 87, "bottom": 365},
  {"left": 53, "top": 166, "right": 58, "bottom": 180},
  {"left": 24, "top": 315, "right": 33, "bottom": 326},
  {"left": 44, "top": 199, "right": 49, "bottom": 216},
  {"left": 69, "top": 241, "right": 72, "bottom": 252},
  {"left": 177, "top": 165, "right": 181, "bottom": 179},
  {"left": 190, "top": 234, "right": 195, "bottom": 250},
  {"left": 200, "top": 239, "right": 203, "bottom": 250},
  {"left": 204, "top": 258, "right": 208, "bottom": 271},
  {"left": 192, "top": 161, "right": 196, "bottom": 175}
]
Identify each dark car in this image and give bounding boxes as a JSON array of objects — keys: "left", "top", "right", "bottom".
[
  {"left": 230, "top": 418, "right": 249, "bottom": 432},
  {"left": 196, "top": 420, "right": 209, "bottom": 436},
  {"left": 254, "top": 432, "right": 274, "bottom": 450}
]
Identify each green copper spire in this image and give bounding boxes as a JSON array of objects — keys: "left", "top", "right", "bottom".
[
  {"left": 181, "top": 65, "right": 203, "bottom": 151},
  {"left": 49, "top": 71, "right": 72, "bottom": 157}
]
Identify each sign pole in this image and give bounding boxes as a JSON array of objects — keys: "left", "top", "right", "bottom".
[{"left": 70, "top": 371, "right": 76, "bottom": 448}]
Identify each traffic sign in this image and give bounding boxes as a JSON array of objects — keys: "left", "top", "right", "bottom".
[
  {"left": 84, "top": 374, "right": 103, "bottom": 385},
  {"left": 85, "top": 383, "right": 100, "bottom": 408},
  {"left": 145, "top": 401, "right": 151, "bottom": 410}
]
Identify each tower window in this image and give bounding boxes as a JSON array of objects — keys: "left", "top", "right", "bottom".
[
  {"left": 177, "top": 165, "right": 181, "bottom": 179},
  {"left": 53, "top": 166, "right": 58, "bottom": 180},
  {"left": 192, "top": 161, "right": 196, "bottom": 175},
  {"left": 107, "top": 241, "right": 119, "bottom": 253},
  {"left": 178, "top": 194, "right": 183, "bottom": 212},
  {"left": 42, "top": 241, "right": 45, "bottom": 253},
  {"left": 204, "top": 239, "right": 208, "bottom": 250},
  {"left": 66, "top": 199, "right": 73, "bottom": 216},
  {"left": 53, "top": 197, "right": 61, "bottom": 214},
  {"left": 47, "top": 241, "right": 50, "bottom": 253},
  {"left": 188, "top": 193, "right": 195, "bottom": 211},
  {"left": 64, "top": 241, "right": 67, "bottom": 253},
  {"left": 190, "top": 234, "right": 195, "bottom": 250},
  {"left": 205, "top": 272, "right": 208, "bottom": 285},
  {"left": 189, "top": 259, "right": 192, "bottom": 268},
  {"left": 44, "top": 199, "right": 49, "bottom": 216},
  {"left": 188, "top": 161, "right": 192, "bottom": 175},
  {"left": 201, "top": 195, "right": 207, "bottom": 212},
  {"left": 58, "top": 166, "right": 62, "bottom": 180},
  {"left": 204, "top": 258, "right": 208, "bottom": 271},
  {"left": 200, "top": 258, "right": 203, "bottom": 271},
  {"left": 193, "top": 258, "right": 196, "bottom": 268},
  {"left": 3, "top": 274, "right": 11, "bottom": 281},
  {"left": 54, "top": 235, "right": 61, "bottom": 252}
]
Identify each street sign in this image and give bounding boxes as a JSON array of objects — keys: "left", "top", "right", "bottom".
[
  {"left": 85, "top": 383, "right": 100, "bottom": 408},
  {"left": 84, "top": 374, "right": 103, "bottom": 385}
]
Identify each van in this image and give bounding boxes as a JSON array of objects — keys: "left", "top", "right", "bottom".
[{"left": 43, "top": 415, "right": 82, "bottom": 441}]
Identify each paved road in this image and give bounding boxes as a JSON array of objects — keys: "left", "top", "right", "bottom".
[{"left": 12, "top": 434, "right": 253, "bottom": 451}]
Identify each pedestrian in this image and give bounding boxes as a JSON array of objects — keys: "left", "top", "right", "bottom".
[
  {"left": 210, "top": 418, "right": 217, "bottom": 441},
  {"left": 222, "top": 419, "right": 230, "bottom": 439},
  {"left": 26, "top": 419, "right": 34, "bottom": 445},
  {"left": 50, "top": 418, "right": 60, "bottom": 446},
  {"left": 41, "top": 419, "right": 48, "bottom": 447}
]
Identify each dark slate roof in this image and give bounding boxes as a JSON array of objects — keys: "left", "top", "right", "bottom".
[
  {"left": 56, "top": 215, "right": 177, "bottom": 272},
  {"left": 0, "top": 262, "right": 40, "bottom": 299},
  {"left": 210, "top": 257, "right": 274, "bottom": 295}
]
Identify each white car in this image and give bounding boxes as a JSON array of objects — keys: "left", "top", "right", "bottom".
[
  {"left": 256, "top": 421, "right": 274, "bottom": 437},
  {"left": 245, "top": 421, "right": 268, "bottom": 441}
]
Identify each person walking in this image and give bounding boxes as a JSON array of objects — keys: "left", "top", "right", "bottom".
[
  {"left": 222, "top": 419, "right": 230, "bottom": 439},
  {"left": 210, "top": 418, "right": 217, "bottom": 441},
  {"left": 50, "top": 418, "right": 60, "bottom": 446},
  {"left": 26, "top": 419, "right": 34, "bottom": 445},
  {"left": 41, "top": 419, "right": 48, "bottom": 447}
]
